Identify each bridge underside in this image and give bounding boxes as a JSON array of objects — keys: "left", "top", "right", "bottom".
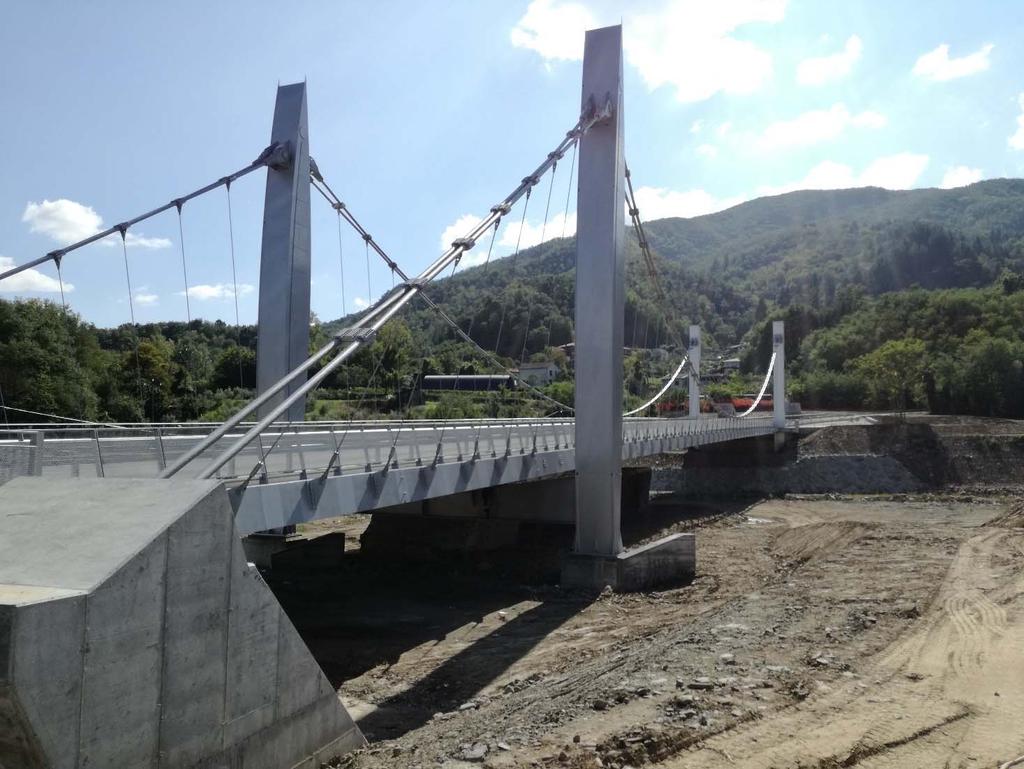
[{"left": 231, "top": 418, "right": 778, "bottom": 535}]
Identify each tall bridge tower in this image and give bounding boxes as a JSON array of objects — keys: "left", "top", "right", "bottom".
[
  {"left": 573, "top": 24, "right": 626, "bottom": 559},
  {"left": 256, "top": 83, "right": 312, "bottom": 422}
]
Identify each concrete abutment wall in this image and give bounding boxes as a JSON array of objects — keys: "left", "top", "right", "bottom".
[{"left": 0, "top": 477, "right": 363, "bottom": 769}]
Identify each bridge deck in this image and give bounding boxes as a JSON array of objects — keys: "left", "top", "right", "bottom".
[{"left": 1, "top": 415, "right": 786, "bottom": 534}]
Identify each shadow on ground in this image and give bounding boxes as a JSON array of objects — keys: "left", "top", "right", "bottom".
[{"left": 264, "top": 494, "right": 745, "bottom": 740}]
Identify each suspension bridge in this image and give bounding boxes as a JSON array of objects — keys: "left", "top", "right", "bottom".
[{"left": 0, "top": 26, "right": 793, "bottom": 769}]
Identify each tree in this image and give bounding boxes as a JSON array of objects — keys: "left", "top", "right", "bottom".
[
  {"left": 369, "top": 319, "right": 414, "bottom": 406},
  {"left": 0, "top": 299, "right": 98, "bottom": 420},
  {"left": 213, "top": 345, "right": 256, "bottom": 390},
  {"left": 133, "top": 333, "right": 176, "bottom": 421},
  {"left": 956, "top": 331, "right": 1024, "bottom": 417},
  {"left": 851, "top": 337, "right": 927, "bottom": 413}
]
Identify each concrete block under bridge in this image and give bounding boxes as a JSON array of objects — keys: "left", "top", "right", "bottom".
[
  {"left": 357, "top": 466, "right": 695, "bottom": 590},
  {"left": 359, "top": 466, "right": 652, "bottom": 555},
  {"left": 0, "top": 478, "right": 363, "bottom": 769},
  {"left": 681, "top": 431, "right": 798, "bottom": 469}
]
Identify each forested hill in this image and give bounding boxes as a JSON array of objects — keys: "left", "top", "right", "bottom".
[
  {"left": 333, "top": 178, "right": 1024, "bottom": 356},
  {"left": 5, "top": 179, "right": 1024, "bottom": 425}
]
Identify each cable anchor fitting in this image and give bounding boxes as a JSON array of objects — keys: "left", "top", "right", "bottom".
[
  {"left": 308, "top": 156, "right": 324, "bottom": 182},
  {"left": 254, "top": 141, "right": 291, "bottom": 171},
  {"left": 335, "top": 326, "right": 378, "bottom": 344}
]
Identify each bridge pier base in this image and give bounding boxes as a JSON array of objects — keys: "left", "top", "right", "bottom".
[{"left": 561, "top": 533, "right": 695, "bottom": 592}]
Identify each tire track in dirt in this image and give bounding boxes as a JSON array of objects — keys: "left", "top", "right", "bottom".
[{"left": 658, "top": 524, "right": 1024, "bottom": 769}]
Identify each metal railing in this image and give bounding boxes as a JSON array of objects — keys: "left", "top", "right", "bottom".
[{"left": 0, "top": 414, "right": 785, "bottom": 489}]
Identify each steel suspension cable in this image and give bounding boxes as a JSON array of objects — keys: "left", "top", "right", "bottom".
[
  {"left": 118, "top": 231, "right": 145, "bottom": 413},
  {"left": 55, "top": 260, "right": 68, "bottom": 315},
  {"left": 0, "top": 383, "right": 9, "bottom": 429},
  {"left": 515, "top": 160, "right": 557, "bottom": 370},
  {"left": 178, "top": 109, "right": 607, "bottom": 479},
  {"left": 0, "top": 144, "right": 283, "bottom": 287},
  {"left": 364, "top": 237, "right": 373, "bottom": 306},
  {"left": 493, "top": 187, "right": 532, "bottom": 358},
  {"left": 175, "top": 203, "right": 192, "bottom": 323},
  {"left": 310, "top": 173, "right": 571, "bottom": 412},
  {"left": 0, "top": 404, "right": 120, "bottom": 428},
  {"left": 562, "top": 142, "right": 577, "bottom": 238},
  {"left": 53, "top": 259, "right": 88, "bottom": 421},
  {"left": 539, "top": 157, "right": 557, "bottom": 245},
  {"left": 735, "top": 352, "right": 776, "bottom": 418},
  {"left": 241, "top": 344, "right": 391, "bottom": 488},
  {"left": 622, "top": 161, "right": 692, "bottom": 415},
  {"left": 426, "top": 263, "right": 461, "bottom": 463},
  {"left": 336, "top": 213, "right": 347, "bottom": 316},
  {"left": 624, "top": 355, "right": 690, "bottom": 417},
  {"left": 224, "top": 182, "right": 245, "bottom": 389}
]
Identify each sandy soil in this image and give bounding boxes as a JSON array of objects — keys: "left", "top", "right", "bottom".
[{"left": 276, "top": 494, "right": 1024, "bottom": 769}]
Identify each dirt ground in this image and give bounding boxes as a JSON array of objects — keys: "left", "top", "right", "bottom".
[{"left": 269, "top": 489, "right": 1024, "bottom": 769}]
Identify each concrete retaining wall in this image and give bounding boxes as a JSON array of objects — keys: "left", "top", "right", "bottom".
[
  {"left": 0, "top": 477, "right": 363, "bottom": 769},
  {"left": 0, "top": 443, "right": 37, "bottom": 487},
  {"left": 652, "top": 454, "right": 927, "bottom": 498}
]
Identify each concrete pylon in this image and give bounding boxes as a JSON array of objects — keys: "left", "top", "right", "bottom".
[
  {"left": 688, "top": 325, "right": 701, "bottom": 418},
  {"left": 773, "top": 320, "right": 786, "bottom": 428},
  {"left": 572, "top": 24, "right": 625, "bottom": 559},
  {"left": 256, "top": 83, "right": 312, "bottom": 422}
]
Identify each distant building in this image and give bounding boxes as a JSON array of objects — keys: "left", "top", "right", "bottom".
[
  {"left": 518, "top": 360, "right": 559, "bottom": 386},
  {"left": 421, "top": 374, "right": 515, "bottom": 391},
  {"left": 723, "top": 357, "right": 740, "bottom": 372}
]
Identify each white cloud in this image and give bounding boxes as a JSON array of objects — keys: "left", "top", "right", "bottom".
[
  {"left": 123, "top": 233, "right": 172, "bottom": 249},
  {"left": 353, "top": 296, "right": 369, "bottom": 309},
  {"left": 439, "top": 213, "right": 484, "bottom": 252},
  {"left": 797, "top": 34, "right": 862, "bottom": 85},
  {"left": 627, "top": 1, "right": 787, "bottom": 103},
  {"left": 0, "top": 256, "right": 73, "bottom": 294},
  {"left": 439, "top": 209, "right": 578, "bottom": 271},
  {"left": 696, "top": 143, "right": 718, "bottom": 159},
  {"left": 1010, "top": 93, "right": 1024, "bottom": 150},
  {"left": 509, "top": 0, "right": 596, "bottom": 61},
  {"left": 22, "top": 198, "right": 170, "bottom": 249},
  {"left": 510, "top": 0, "right": 788, "bottom": 103},
  {"left": 859, "top": 154, "right": 930, "bottom": 188},
  {"left": 134, "top": 290, "right": 159, "bottom": 306},
  {"left": 716, "top": 121, "right": 733, "bottom": 137},
  {"left": 757, "top": 104, "right": 887, "bottom": 150},
  {"left": 633, "top": 185, "right": 743, "bottom": 219},
  {"left": 22, "top": 199, "right": 102, "bottom": 244},
  {"left": 760, "top": 153, "right": 930, "bottom": 195},
  {"left": 179, "top": 283, "right": 254, "bottom": 301},
  {"left": 913, "top": 42, "right": 993, "bottom": 81},
  {"left": 690, "top": 119, "right": 704, "bottom": 134},
  {"left": 940, "top": 165, "right": 983, "bottom": 189},
  {"left": 497, "top": 211, "right": 577, "bottom": 251}
]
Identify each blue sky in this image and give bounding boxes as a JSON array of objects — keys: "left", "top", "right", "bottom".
[{"left": 2, "top": 0, "right": 1023, "bottom": 327}]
